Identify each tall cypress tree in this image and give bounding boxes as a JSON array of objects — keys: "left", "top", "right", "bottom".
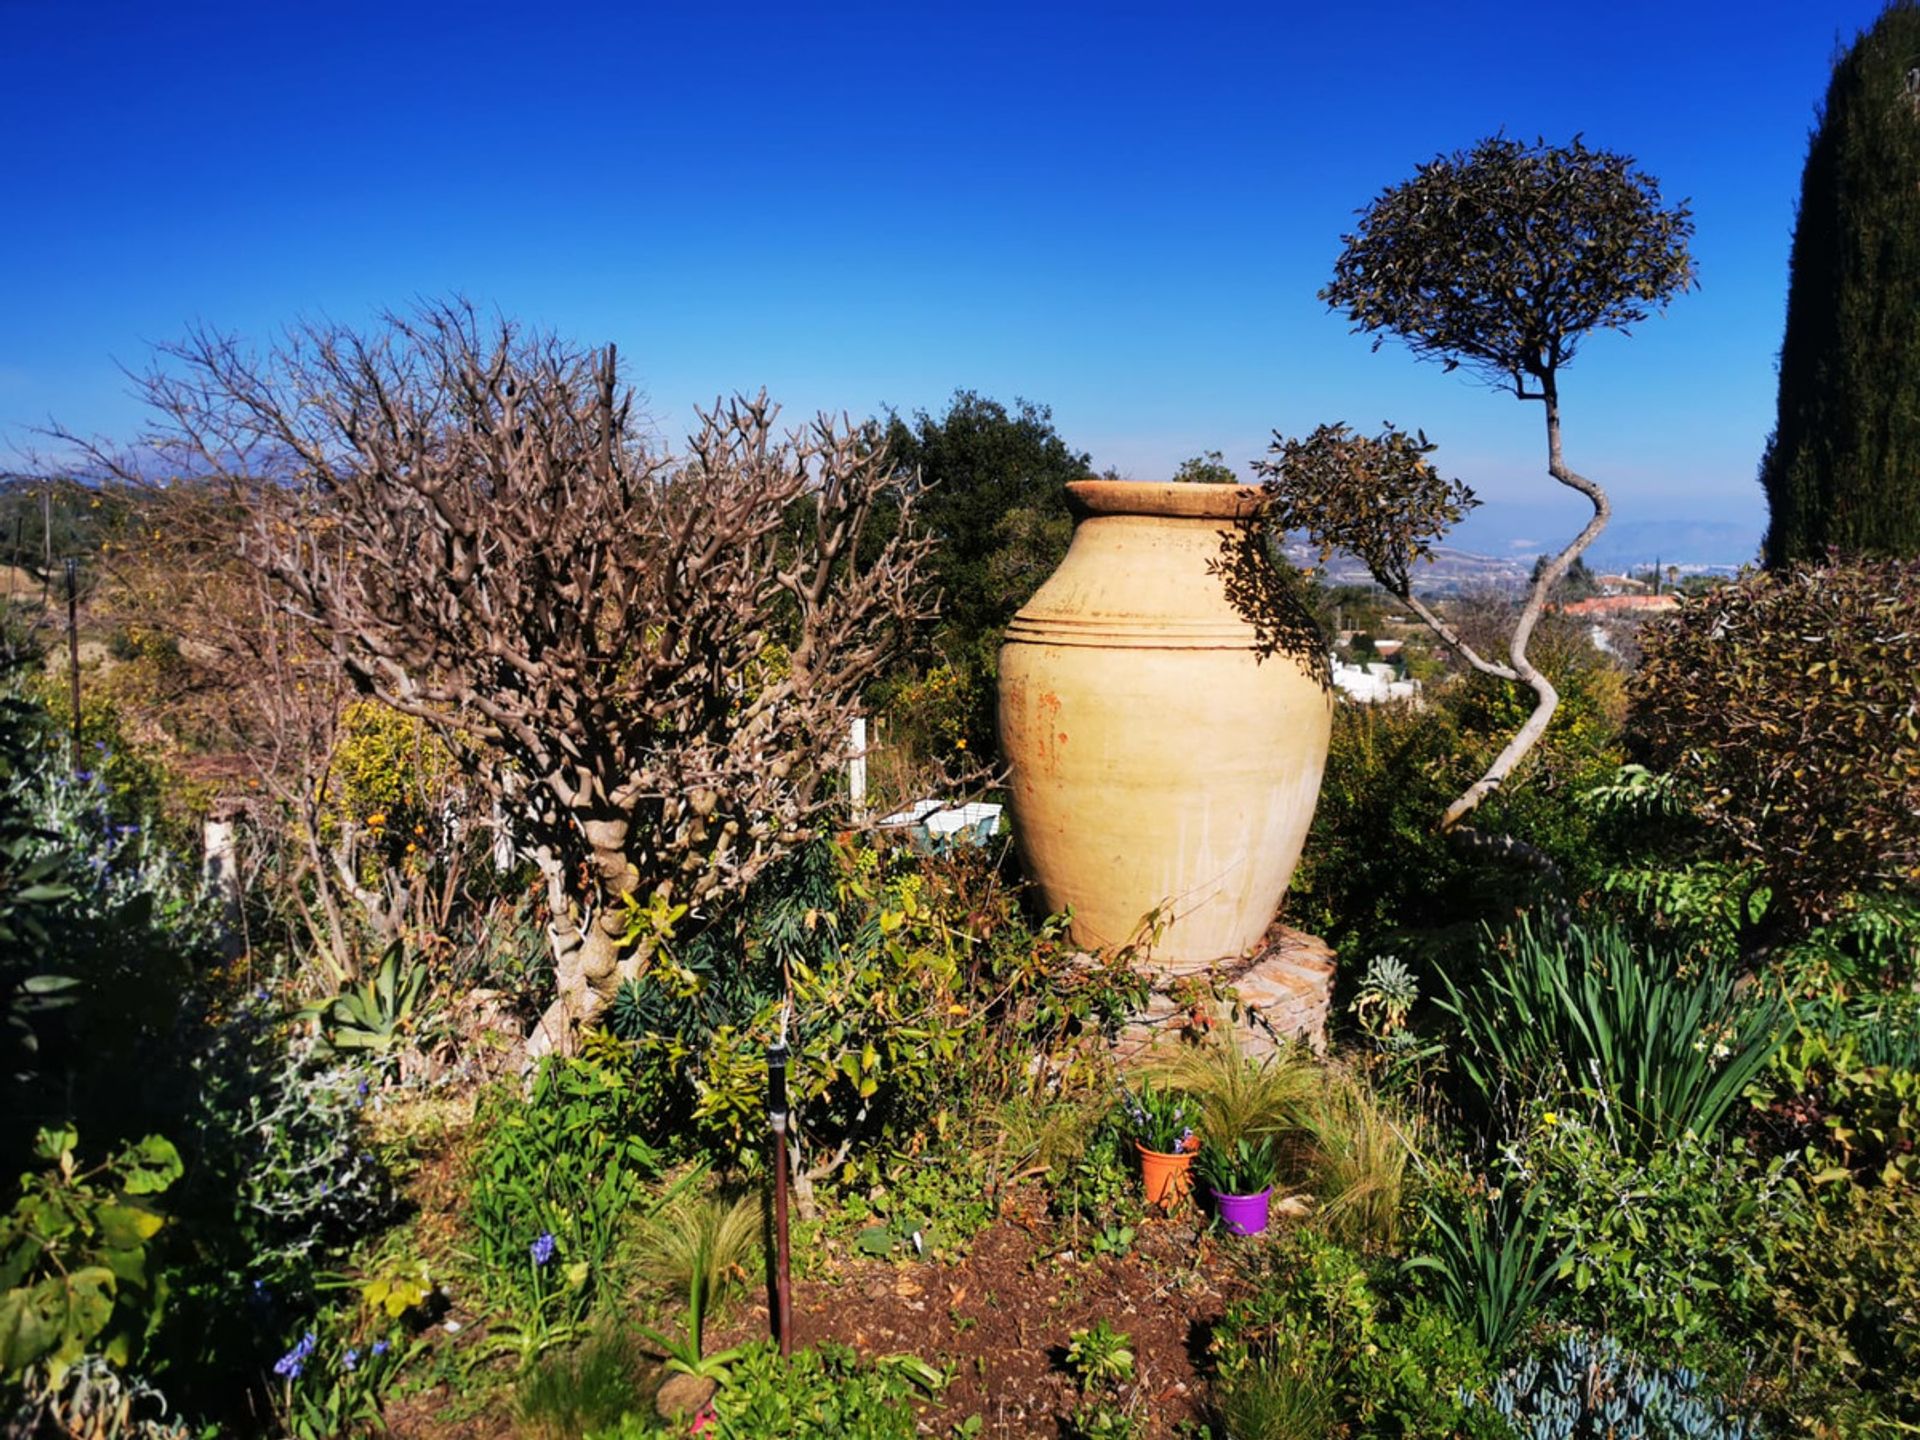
[{"left": 1762, "top": 1, "right": 1920, "bottom": 565}]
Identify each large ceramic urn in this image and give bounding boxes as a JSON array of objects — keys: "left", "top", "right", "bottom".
[{"left": 997, "top": 480, "right": 1332, "bottom": 964}]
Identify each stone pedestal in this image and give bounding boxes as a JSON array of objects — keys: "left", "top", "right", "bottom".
[{"left": 1113, "top": 924, "right": 1336, "bottom": 1062}]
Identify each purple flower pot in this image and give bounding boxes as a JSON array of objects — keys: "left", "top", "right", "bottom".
[{"left": 1212, "top": 1186, "right": 1273, "bottom": 1236}]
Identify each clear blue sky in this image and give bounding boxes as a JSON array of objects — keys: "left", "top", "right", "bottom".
[{"left": 0, "top": 0, "right": 1888, "bottom": 562}]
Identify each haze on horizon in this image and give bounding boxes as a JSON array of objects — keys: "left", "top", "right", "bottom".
[{"left": 0, "top": 0, "right": 1886, "bottom": 568}]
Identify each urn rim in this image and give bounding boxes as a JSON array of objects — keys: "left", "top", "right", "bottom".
[{"left": 1067, "top": 479, "right": 1267, "bottom": 521}]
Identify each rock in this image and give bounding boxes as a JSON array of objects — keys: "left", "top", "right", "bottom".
[{"left": 655, "top": 1372, "right": 718, "bottom": 1420}]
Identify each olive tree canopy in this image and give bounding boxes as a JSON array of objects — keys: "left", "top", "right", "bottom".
[{"left": 1263, "top": 136, "right": 1693, "bottom": 833}]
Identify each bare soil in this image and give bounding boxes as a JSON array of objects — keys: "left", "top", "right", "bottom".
[{"left": 387, "top": 1180, "right": 1258, "bottom": 1439}]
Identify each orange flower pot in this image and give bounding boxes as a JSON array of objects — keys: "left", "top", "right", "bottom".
[{"left": 1136, "top": 1142, "right": 1197, "bottom": 1209}]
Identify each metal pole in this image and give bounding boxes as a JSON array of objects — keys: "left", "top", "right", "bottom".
[
  {"left": 65, "top": 558, "right": 81, "bottom": 773},
  {"left": 768, "top": 1019, "right": 793, "bottom": 1355}
]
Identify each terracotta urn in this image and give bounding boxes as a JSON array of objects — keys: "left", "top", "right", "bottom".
[{"left": 997, "top": 480, "right": 1331, "bottom": 964}]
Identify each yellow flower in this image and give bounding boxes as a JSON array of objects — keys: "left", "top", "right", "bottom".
[
  {"left": 1542, "top": 1111, "right": 1558, "bottom": 1126},
  {"left": 367, "top": 812, "right": 387, "bottom": 827},
  {"left": 406, "top": 842, "right": 418, "bottom": 854},
  {"left": 954, "top": 738, "right": 967, "bottom": 751}
]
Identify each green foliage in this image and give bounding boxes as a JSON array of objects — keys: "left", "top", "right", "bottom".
[
  {"left": 632, "top": 1190, "right": 762, "bottom": 1381},
  {"left": 884, "top": 389, "right": 1089, "bottom": 648},
  {"left": 1765, "top": 1179, "right": 1920, "bottom": 1430},
  {"left": 1197, "top": 1136, "right": 1280, "bottom": 1197},
  {"left": 1289, "top": 644, "right": 1624, "bottom": 959},
  {"left": 1299, "top": 1071, "right": 1411, "bottom": 1254},
  {"left": 1436, "top": 915, "right": 1785, "bottom": 1148},
  {"left": 0, "top": 1127, "right": 179, "bottom": 1387},
  {"left": 583, "top": 1340, "right": 951, "bottom": 1439},
  {"left": 1141, "top": 1036, "right": 1319, "bottom": 1150},
  {"left": 1210, "top": 1350, "right": 1338, "bottom": 1440},
  {"left": 1213, "top": 1231, "right": 1501, "bottom": 1437},
  {"left": 1630, "top": 559, "right": 1920, "bottom": 936},
  {"left": 1348, "top": 954, "right": 1445, "bottom": 1093},
  {"left": 274, "top": 1326, "right": 417, "bottom": 1440},
  {"left": 1321, "top": 135, "right": 1695, "bottom": 394},
  {"left": 319, "top": 699, "right": 461, "bottom": 857},
  {"left": 0, "top": 687, "right": 221, "bottom": 1161},
  {"left": 1514, "top": 1109, "right": 1802, "bottom": 1356},
  {"left": 1170, "top": 450, "right": 1237, "bottom": 485},
  {"left": 1257, "top": 422, "right": 1478, "bottom": 595},
  {"left": 1409, "top": 1182, "right": 1564, "bottom": 1361},
  {"left": 609, "top": 839, "right": 1141, "bottom": 1185},
  {"left": 1768, "top": 1019, "right": 1920, "bottom": 1188},
  {"left": 1483, "top": 1332, "right": 1758, "bottom": 1439},
  {"left": 187, "top": 1030, "right": 395, "bottom": 1284},
  {"left": 515, "top": 1327, "right": 646, "bottom": 1440},
  {"left": 834, "top": 1147, "right": 995, "bottom": 1260},
  {"left": 1065, "top": 1398, "right": 1142, "bottom": 1439},
  {"left": 0, "top": 689, "right": 78, "bottom": 1087},
  {"left": 466, "top": 1056, "right": 663, "bottom": 1323},
  {"left": 1115, "top": 1075, "right": 1199, "bottom": 1155},
  {"left": 1064, "top": 1318, "right": 1135, "bottom": 1390},
  {"left": 1048, "top": 1111, "right": 1143, "bottom": 1233},
  {"left": 1762, "top": 0, "right": 1920, "bottom": 564}
]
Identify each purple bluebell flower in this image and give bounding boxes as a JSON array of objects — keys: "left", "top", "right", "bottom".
[
  {"left": 372, "top": 1340, "right": 390, "bottom": 1357},
  {"left": 273, "top": 1331, "right": 317, "bottom": 1379},
  {"left": 343, "top": 1348, "right": 359, "bottom": 1372},
  {"left": 531, "top": 1231, "right": 557, "bottom": 1266}
]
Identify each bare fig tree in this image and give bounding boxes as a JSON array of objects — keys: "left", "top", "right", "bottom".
[
  {"left": 1260, "top": 136, "right": 1694, "bottom": 836},
  {"left": 118, "top": 302, "right": 935, "bottom": 1055}
]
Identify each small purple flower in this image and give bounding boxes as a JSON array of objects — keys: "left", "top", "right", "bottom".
[
  {"left": 372, "top": 1340, "right": 390, "bottom": 1357},
  {"left": 357, "top": 1078, "right": 370, "bottom": 1097},
  {"left": 531, "top": 1232, "right": 557, "bottom": 1267},
  {"left": 273, "top": 1331, "right": 317, "bottom": 1380},
  {"left": 343, "top": 1347, "right": 359, "bottom": 1372}
]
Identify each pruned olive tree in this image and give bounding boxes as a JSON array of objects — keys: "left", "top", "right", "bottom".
[
  {"left": 118, "top": 302, "right": 935, "bottom": 1056},
  {"left": 1260, "top": 136, "right": 1694, "bottom": 835}
]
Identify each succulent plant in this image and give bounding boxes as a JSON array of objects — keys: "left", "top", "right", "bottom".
[{"left": 1483, "top": 1333, "right": 1758, "bottom": 1439}]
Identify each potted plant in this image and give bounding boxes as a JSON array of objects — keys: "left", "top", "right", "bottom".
[
  {"left": 1121, "top": 1078, "right": 1200, "bottom": 1209},
  {"left": 1198, "top": 1136, "right": 1279, "bottom": 1236}
]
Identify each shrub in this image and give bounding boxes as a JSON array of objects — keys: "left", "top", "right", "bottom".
[
  {"left": 1766, "top": 1179, "right": 1920, "bottom": 1430},
  {"left": 1, "top": 704, "right": 221, "bottom": 1161},
  {"left": 607, "top": 839, "right": 1140, "bottom": 1187},
  {"left": 1290, "top": 639, "right": 1625, "bottom": 958},
  {"left": 583, "top": 1339, "right": 949, "bottom": 1439},
  {"left": 1483, "top": 1332, "right": 1758, "bottom": 1439},
  {"left": 1630, "top": 559, "right": 1920, "bottom": 937},
  {"left": 1436, "top": 915, "right": 1784, "bottom": 1148},
  {"left": 466, "top": 1056, "right": 662, "bottom": 1321},
  {"left": 1213, "top": 1231, "right": 1502, "bottom": 1437},
  {"left": 0, "top": 1126, "right": 181, "bottom": 1391},
  {"left": 1511, "top": 1108, "right": 1802, "bottom": 1358}
]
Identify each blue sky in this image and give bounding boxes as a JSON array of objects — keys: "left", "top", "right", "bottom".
[{"left": 0, "top": 0, "right": 1889, "bottom": 562}]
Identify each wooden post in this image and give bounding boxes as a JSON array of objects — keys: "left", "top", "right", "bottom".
[{"left": 64, "top": 558, "right": 81, "bottom": 773}]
